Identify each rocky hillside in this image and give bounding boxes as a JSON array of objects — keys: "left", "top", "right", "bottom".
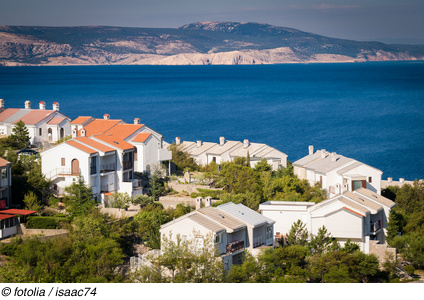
[{"left": 0, "top": 22, "right": 423, "bottom": 65}]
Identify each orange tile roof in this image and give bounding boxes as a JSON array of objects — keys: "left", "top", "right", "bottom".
[
  {"left": 0, "top": 214, "right": 15, "bottom": 220},
  {"left": 47, "top": 116, "right": 67, "bottom": 125},
  {"left": 132, "top": 132, "right": 151, "bottom": 143},
  {"left": 15, "top": 110, "right": 56, "bottom": 125},
  {"left": 66, "top": 140, "right": 97, "bottom": 154},
  {"left": 0, "top": 108, "right": 20, "bottom": 122},
  {"left": 94, "top": 134, "right": 135, "bottom": 151},
  {"left": 0, "top": 209, "right": 37, "bottom": 216},
  {"left": 78, "top": 119, "right": 121, "bottom": 137},
  {"left": 75, "top": 136, "right": 115, "bottom": 153},
  {"left": 104, "top": 123, "right": 144, "bottom": 139},
  {"left": 0, "top": 157, "right": 10, "bottom": 167},
  {"left": 71, "top": 116, "right": 92, "bottom": 124}
]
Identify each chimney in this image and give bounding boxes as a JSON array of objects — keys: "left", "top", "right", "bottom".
[
  {"left": 400, "top": 178, "right": 405, "bottom": 183},
  {"left": 243, "top": 139, "right": 249, "bottom": 149},
  {"left": 331, "top": 152, "right": 337, "bottom": 162},
  {"left": 320, "top": 149, "right": 326, "bottom": 159},
  {"left": 388, "top": 177, "right": 393, "bottom": 183},
  {"left": 39, "top": 101, "right": 46, "bottom": 110},
  {"left": 219, "top": 136, "right": 225, "bottom": 146},
  {"left": 0, "top": 99, "right": 4, "bottom": 109},
  {"left": 205, "top": 196, "right": 212, "bottom": 207},
  {"left": 175, "top": 137, "right": 181, "bottom": 145},
  {"left": 134, "top": 118, "right": 140, "bottom": 124},
  {"left": 104, "top": 114, "right": 110, "bottom": 120},
  {"left": 196, "top": 140, "right": 202, "bottom": 148},
  {"left": 52, "top": 102, "right": 59, "bottom": 111},
  {"left": 309, "top": 145, "right": 314, "bottom": 155},
  {"left": 81, "top": 129, "right": 86, "bottom": 137},
  {"left": 25, "top": 100, "right": 31, "bottom": 109},
  {"left": 195, "top": 197, "right": 203, "bottom": 210},
  {"left": 72, "top": 128, "right": 78, "bottom": 138}
]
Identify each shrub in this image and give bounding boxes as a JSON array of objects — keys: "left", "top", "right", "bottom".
[
  {"left": 26, "top": 216, "right": 60, "bottom": 229},
  {"left": 404, "top": 265, "right": 415, "bottom": 275}
]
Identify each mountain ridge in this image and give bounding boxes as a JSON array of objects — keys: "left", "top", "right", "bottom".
[{"left": 1, "top": 21, "right": 423, "bottom": 66}]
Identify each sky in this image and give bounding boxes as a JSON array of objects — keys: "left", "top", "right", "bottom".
[{"left": 1, "top": 0, "right": 423, "bottom": 44}]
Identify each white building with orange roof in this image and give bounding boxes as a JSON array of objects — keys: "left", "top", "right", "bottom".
[
  {"left": 41, "top": 134, "right": 142, "bottom": 203},
  {"left": 70, "top": 114, "right": 172, "bottom": 174},
  {"left": 0, "top": 100, "right": 71, "bottom": 146}
]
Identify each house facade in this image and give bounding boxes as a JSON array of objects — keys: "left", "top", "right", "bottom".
[
  {"left": 0, "top": 209, "right": 37, "bottom": 239},
  {"left": 70, "top": 114, "right": 172, "bottom": 174},
  {"left": 41, "top": 134, "right": 141, "bottom": 203},
  {"left": 0, "top": 158, "right": 11, "bottom": 209},
  {"left": 259, "top": 188, "right": 395, "bottom": 254},
  {"left": 293, "top": 145, "right": 382, "bottom": 197},
  {"left": 160, "top": 199, "right": 275, "bottom": 270},
  {"left": 177, "top": 136, "right": 287, "bottom": 170},
  {"left": 0, "top": 100, "right": 71, "bottom": 146}
]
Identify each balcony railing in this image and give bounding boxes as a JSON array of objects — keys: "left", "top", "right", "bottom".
[
  {"left": 100, "top": 163, "right": 115, "bottom": 173},
  {"left": 370, "top": 220, "right": 381, "bottom": 233},
  {"left": 226, "top": 240, "right": 244, "bottom": 254},
  {"left": 123, "top": 161, "right": 133, "bottom": 170}
]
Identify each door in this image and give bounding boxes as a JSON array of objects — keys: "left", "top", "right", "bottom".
[{"left": 71, "top": 159, "right": 79, "bottom": 175}]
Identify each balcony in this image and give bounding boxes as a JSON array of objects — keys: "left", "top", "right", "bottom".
[
  {"left": 370, "top": 220, "right": 382, "bottom": 233},
  {"left": 226, "top": 240, "right": 244, "bottom": 254},
  {"left": 100, "top": 163, "right": 116, "bottom": 174},
  {"left": 123, "top": 161, "right": 133, "bottom": 170}
]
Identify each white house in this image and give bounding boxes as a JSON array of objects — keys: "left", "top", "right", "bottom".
[
  {"left": 176, "top": 136, "right": 287, "bottom": 170},
  {"left": 0, "top": 209, "right": 37, "bottom": 239},
  {"left": 70, "top": 114, "right": 172, "bottom": 174},
  {"left": 0, "top": 158, "right": 11, "bottom": 209},
  {"left": 293, "top": 145, "right": 383, "bottom": 197},
  {"left": 41, "top": 134, "right": 141, "bottom": 203},
  {"left": 0, "top": 100, "right": 71, "bottom": 146},
  {"left": 259, "top": 188, "right": 396, "bottom": 254},
  {"left": 160, "top": 199, "right": 275, "bottom": 270}
]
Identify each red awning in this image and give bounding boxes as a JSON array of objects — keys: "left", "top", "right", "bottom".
[
  {"left": 0, "top": 209, "right": 37, "bottom": 216},
  {"left": 0, "top": 214, "right": 15, "bottom": 220}
]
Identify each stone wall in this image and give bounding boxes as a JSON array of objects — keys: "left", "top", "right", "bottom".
[
  {"left": 369, "top": 240, "right": 397, "bottom": 265},
  {"left": 159, "top": 196, "right": 219, "bottom": 209}
]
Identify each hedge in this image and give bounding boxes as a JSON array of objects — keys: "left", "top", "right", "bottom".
[{"left": 26, "top": 216, "right": 66, "bottom": 229}]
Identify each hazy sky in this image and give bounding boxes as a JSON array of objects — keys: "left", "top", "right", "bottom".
[{"left": 1, "top": 0, "right": 423, "bottom": 44}]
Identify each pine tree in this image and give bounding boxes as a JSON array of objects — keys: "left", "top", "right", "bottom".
[{"left": 11, "top": 120, "right": 30, "bottom": 149}]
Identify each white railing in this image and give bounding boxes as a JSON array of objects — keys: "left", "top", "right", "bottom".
[
  {"left": 45, "top": 168, "right": 78, "bottom": 180},
  {"left": 100, "top": 163, "right": 115, "bottom": 173},
  {"left": 253, "top": 235, "right": 264, "bottom": 248}
]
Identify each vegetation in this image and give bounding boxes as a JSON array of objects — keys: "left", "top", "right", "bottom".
[{"left": 383, "top": 180, "right": 424, "bottom": 269}]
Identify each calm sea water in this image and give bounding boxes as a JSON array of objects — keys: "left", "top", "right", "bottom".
[{"left": 0, "top": 62, "right": 423, "bottom": 181}]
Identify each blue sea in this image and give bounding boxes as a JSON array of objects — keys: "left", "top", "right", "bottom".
[{"left": 0, "top": 62, "right": 423, "bottom": 181}]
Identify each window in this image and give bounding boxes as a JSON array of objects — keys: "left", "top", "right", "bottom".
[
  {"left": 266, "top": 225, "right": 273, "bottom": 240},
  {"left": 90, "top": 157, "right": 97, "bottom": 175},
  {"left": 215, "top": 233, "right": 222, "bottom": 244},
  {"left": 39, "top": 128, "right": 42, "bottom": 136},
  {"left": 182, "top": 235, "right": 187, "bottom": 244},
  {"left": 1, "top": 168, "right": 7, "bottom": 180},
  {"left": 368, "top": 177, "right": 372, "bottom": 183},
  {"left": 212, "top": 157, "right": 216, "bottom": 163},
  {"left": 61, "top": 158, "right": 65, "bottom": 166}
]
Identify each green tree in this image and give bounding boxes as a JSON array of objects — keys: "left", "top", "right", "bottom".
[
  {"left": 10, "top": 120, "right": 30, "bottom": 149},
  {"left": 168, "top": 143, "right": 198, "bottom": 172},
  {"left": 148, "top": 163, "right": 166, "bottom": 201},
  {"left": 63, "top": 175, "right": 96, "bottom": 216},
  {"left": 309, "top": 226, "right": 334, "bottom": 255},
  {"left": 23, "top": 191, "right": 42, "bottom": 212},
  {"left": 286, "top": 219, "right": 309, "bottom": 246}
]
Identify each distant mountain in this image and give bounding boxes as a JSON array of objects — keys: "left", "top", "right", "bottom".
[{"left": 0, "top": 21, "right": 423, "bottom": 65}]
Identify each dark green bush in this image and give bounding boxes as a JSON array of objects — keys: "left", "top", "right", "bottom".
[
  {"left": 26, "top": 216, "right": 60, "bottom": 229},
  {"left": 404, "top": 265, "right": 415, "bottom": 275},
  {"left": 190, "top": 188, "right": 223, "bottom": 199}
]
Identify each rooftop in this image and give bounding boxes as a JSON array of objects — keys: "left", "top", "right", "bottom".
[{"left": 218, "top": 202, "right": 275, "bottom": 227}]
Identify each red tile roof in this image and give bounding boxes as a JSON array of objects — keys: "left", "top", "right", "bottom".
[
  {"left": 0, "top": 108, "right": 20, "bottom": 122},
  {"left": 78, "top": 119, "right": 121, "bottom": 137},
  {"left": 104, "top": 123, "right": 144, "bottom": 140},
  {"left": 343, "top": 207, "right": 365, "bottom": 217},
  {"left": 71, "top": 116, "right": 92, "bottom": 124},
  {"left": 0, "top": 157, "right": 10, "bottom": 167},
  {"left": 94, "top": 134, "right": 134, "bottom": 151},
  {"left": 0, "top": 214, "right": 14, "bottom": 220},
  {"left": 132, "top": 132, "right": 151, "bottom": 143},
  {"left": 47, "top": 116, "right": 67, "bottom": 125},
  {"left": 75, "top": 136, "right": 115, "bottom": 153},
  {"left": 0, "top": 209, "right": 37, "bottom": 216},
  {"left": 66, "top": 140, "right": 97, "bottom": 154},
  {"left": 15, "top": 110, "right": 56, "bottom": 125}
]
